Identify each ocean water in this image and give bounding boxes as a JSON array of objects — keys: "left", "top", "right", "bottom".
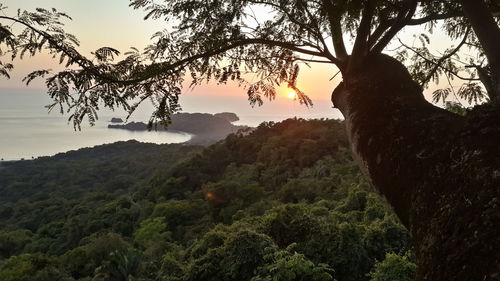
[
  {"left": 0, "top": 88, "right": 342, "bottom": 160},
  {"left": 0, "top": 89, "right": 191, "bottom": 160}
]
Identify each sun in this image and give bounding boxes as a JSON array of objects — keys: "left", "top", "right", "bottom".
[{"left": 288, "top": 91, "right": 296, "bottom": 99}]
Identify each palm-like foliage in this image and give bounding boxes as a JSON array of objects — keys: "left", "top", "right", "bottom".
[{"left": 93, "top": 249, "right": 142, "bottom": 281}]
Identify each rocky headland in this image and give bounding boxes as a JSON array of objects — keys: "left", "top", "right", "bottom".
[{"left": 108, "top": 112, "right": 251, "bottom": 145}]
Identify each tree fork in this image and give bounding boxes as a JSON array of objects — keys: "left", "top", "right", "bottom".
[{"left": 332, "top": 54, "right": 500, "bottom": 280}]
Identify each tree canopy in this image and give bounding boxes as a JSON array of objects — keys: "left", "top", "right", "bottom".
[
  {"left": 1, "top": 1, "right": 499, "bottom": 127},
  {"left": 0, "top": 119, "right": 414, "bottom": 281}
]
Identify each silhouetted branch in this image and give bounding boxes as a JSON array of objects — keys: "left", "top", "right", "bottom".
[
  {"left": 371, "top": 0, "right": 418, "bottom": 54},
  {"left": 421, "top": 26, "right": 470, "bottom": 85},
  {"left": 323, "top": 0, "right": 348, "bottom": 62},
  {"left": 398, "top": 38, "right": 481, "bottom": 82}
]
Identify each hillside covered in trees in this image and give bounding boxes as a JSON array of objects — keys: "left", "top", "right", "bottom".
[{"left": 0, "top": 119, "right": 414, "bottom": 281}]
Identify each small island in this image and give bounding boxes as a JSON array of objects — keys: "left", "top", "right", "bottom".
[
  {"left": 110, "top": 117, "right": 124, "bottom": 123},
  {"left": 108, "top": 112, "right": 251, "bottom": 145},
  {"left": 213, "top": 112, "right": 239, "bottom": 123}
]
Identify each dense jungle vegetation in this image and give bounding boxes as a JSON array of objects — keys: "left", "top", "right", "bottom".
[{"left": 0, "top": 119, "right": 414, "bottom": 281}]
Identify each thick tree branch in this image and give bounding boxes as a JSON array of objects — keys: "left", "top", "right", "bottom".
[
  {"left": 370, "top": 0, "right": 418, "bottom": 54},
  {"left": 459, "top": 0, "right": 500, "bottom": 53},
  {"left": 459, "top": 0, "right": 500, "bottom": 101},
  {"left": 351, "top": 2, "right": 374, "bottom": 67},
  {"left": 323, "top": 0, "right": 348, "bottom": 63},
  {"left": 368, "top": 20, "right": 390, "bottom": 49},
  {"left": 405, "top": 6, "right": 500, "bottom": 26}
]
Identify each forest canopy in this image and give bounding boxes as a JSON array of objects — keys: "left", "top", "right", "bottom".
[{"left": 0, "top": 119, "right": 414, "bottom": 281}]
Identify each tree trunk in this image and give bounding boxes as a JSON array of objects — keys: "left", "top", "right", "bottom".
[
  {"left": 332, "top": 54, "right": 500, "bottom": 281},
  {"left": 459, "top": 0, "right": 500, "bottom": 101}
]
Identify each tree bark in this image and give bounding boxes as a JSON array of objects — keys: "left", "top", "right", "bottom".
[
  {"left": 459, "top": 0, "right": 500, "bottom": 101},
  {"left": 332, "top": 54, "right": 500, "bottom": 281}
]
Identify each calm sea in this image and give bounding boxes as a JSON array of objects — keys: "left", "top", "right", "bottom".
[
  {"left": 0, "top": 88, "right": 341, "bottom": 160},
  {"left": 0, "top": 89, "right": 191, "bottom": 160}
]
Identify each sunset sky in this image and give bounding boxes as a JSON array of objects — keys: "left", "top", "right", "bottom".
[{"left": 0, "top": 0, "right": 469, "bottom": 120}]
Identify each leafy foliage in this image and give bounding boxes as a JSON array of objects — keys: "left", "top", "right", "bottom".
[
  {"left": 0, "top": 253, "right": 70, "bottom": 281},
  {"left": 252, "top": 250, "right": 335, "bottom": 281},
  {"left": 0, "top": 119, "right": 413, "bottom": 281},
  {"left": 1, "top": 1, "right": 497, "bottom": 127},
  {"left": 133, "top": 217, "right": 171, "bottom": 248},
  {"left": 444, "top": 101, "right": 468, "bottom": 116},
  {"left": 94, "top": 249, "right": 143, "bottom": 281},
  {"left": 368, "top": 252, "right": 416, "bottom": 281}
]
